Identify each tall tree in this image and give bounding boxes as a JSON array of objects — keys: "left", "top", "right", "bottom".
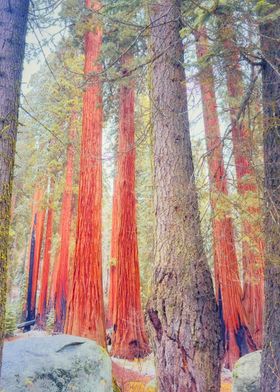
[
  {"left": 0, "top": 0, "right": 30, "bottom": 369},
  {"left": 107, "top": 175, "right": 119, "bottom": 328},
  {"left": 65, "top": 0, "right": 106, "bottom": 347},
  {"left": 259, "top": 3, "right": 280, "bottom": 390},
  {"left": 111, "top": 54, "right": 150, "bottom": 359},
  {"left": 195, "top": 28, "right": 255, "bottom": 368},
  {"left": 54, "top": 113, "right": 76, "bottom": 332},
  {"left": 217, "top": 10, "right": 264, "bottom": 347},
  {"left": 25, "top": 188, "right": 45, "bottom": 327},
  {"left": 147, "top": 1, "right": 222, "bottom": 390},
  {"left": 37, "top": 180, "right": 54, "bottom": 328}
]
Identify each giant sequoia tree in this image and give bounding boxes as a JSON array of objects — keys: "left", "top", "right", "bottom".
[
  {"left": 259, "top": 3, "right": 280, "bottom": 390},
  {"left": 54, "top": 113, "right": 76, "bottom": 332},
  {"left": 26, "top": 188, "right": 45, "bottom": 326},
  {"left": 147, "top": 1, "right": 222, "bottom": 390},
  {"left": 65, "top": 0, "right": 106, "bottom": 346},
  {"left": 0, "top": 0, "right": 30, "bottom": 369},
  {"left": 195, "top": 28, "right": 255, "bottom": 368},
  {"left": 37, "top": 181, "right": 54, "bottom": 328},
  {"left": 217, "top": 10, "right": 264, "bottom": 347},
  {"left": 111, "top": 54, "right": 150, "bottom": 359}
]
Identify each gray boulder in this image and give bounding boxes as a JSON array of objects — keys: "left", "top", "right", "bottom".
[
  {"left": 233, "top": 350, "right": 261, "bottom": 392},
  {"left": 1, "top": 334, "right": 112, "bottom": 392}
]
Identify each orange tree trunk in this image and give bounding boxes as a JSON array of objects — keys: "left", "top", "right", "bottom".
[
  {"left": 25, "top": 188, "right": 45, "bottom": 326},
  {"left": 65, "top": 0, "right": 106, "bottom": 347},
  {"left": 48, "top": 251, "right": 59, "bottom": 312},
  {"left": 37, "top": 181, "right": 54, "bottom": 328},
  {"left": 111, "top": 54, "right": 150, "bottom": 359},
  {"left": 107, "top": 175, "right": 119, "bottom": 328},
  {"left": 219, "top": 20, "right": 264, "bottom": 348},
  {"left": 195, "top": 29, "right": 256, "bottom": 368},
  {"left": 54, "top": 113, "right": 76, "bottom": 332}
]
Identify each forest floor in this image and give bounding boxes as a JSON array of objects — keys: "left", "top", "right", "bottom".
[{"left": 5, "top": 331, "right": 233, "bottom": 391}]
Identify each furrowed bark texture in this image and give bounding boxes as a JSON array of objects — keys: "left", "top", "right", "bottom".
[
  {"left": 111, "top": 54, "right": 150, "bottom": 359},
  {"left": 260, "top": 5, "right": 280, "bottom": 391},
  {"left": 219, "top": 17, "right": 264, "bottom": 348},
  {"left": 0, "top": 0, "right": 29, "bottom": 370},
  {"left": 107, "top": 175, "right": 119, "bottom": 328},
  {"left": 37, "top": 182, "right": 54, "bottom": 328},
  {"left": 25, "top": 188, "right": 45, "bottom": 326},
  {"left": 195, "top": 29, "right": 255, "bottom": 369},
  {"left": 65, "top": 0, "right": 106, "bottom": 347},
  {"left": 148, "top": 2, "right": 222, "bottom": 391},
  {"left": 48, "top": 251, "right": 59, "bottom": 311},
  {"left": 54, "top": 113, "right": 76, "bottom": 332}
]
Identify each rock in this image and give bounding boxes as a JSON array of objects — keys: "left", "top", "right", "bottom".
[
  {"left": 1, "top": 334, "right": 112, "bottom": 392},
  {"left": 233, "top": 351, "right": 261, "bottom": 392}
]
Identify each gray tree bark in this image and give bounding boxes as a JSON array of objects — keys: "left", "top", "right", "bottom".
[
  {"left": 0, "top": 0, "right": 30, "bottom": 371},
  {"left": 260, "top": 2, "right": 280, "bottom": 391},
  {"left": 147, "top": 1, "right": 223, "bottom": 391}
]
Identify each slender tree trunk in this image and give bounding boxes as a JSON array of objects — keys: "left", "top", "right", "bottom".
[
  {"left": 48, "top": 251, "right": 59, "bottom": 313},
  {"left": 54, "top": 113, "right": 76, "bottom": 332},
  {"left": 107, "top": 175, "right": 119, "bottom": 328},
  {"left": 25, "top": 188, "right": 45, "bottom": 328},
  {"left": 219, "top": 18, "right": 264, "bottom": 348},
  {"left": 195, "top": 29, "right": 255, "bottom": 369},
  {"left": 111, "top": 54, "right": 150, "bottom": 359},
  {"left": 260, "top": 5, "right": 280, "bottom": 391},
  {"left": 65, "top": 0, "right": 106, "bottom": 347},
  {"left": 147, "top": 2, "right": 222, "bottom": 390},
  {"left": 0, "top": 0, "right": 29, "bottom": 370},
  {"left": 37, "top": 180, "right": 54, "bottom": 328}
]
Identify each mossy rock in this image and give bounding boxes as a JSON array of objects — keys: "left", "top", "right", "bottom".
[{"left": 1, "top": 335, "right": 112, "bottom": 392}]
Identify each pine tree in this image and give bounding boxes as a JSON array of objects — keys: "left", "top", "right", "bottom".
[
  {"left": 259, "top": 2, "right": 280, "bottom": 389},
  {"left": 148, "top": 1, "right": 222, "bottom": 390},
  {"left": 0, "top": 0, "right": 30, "bottom": 370}
]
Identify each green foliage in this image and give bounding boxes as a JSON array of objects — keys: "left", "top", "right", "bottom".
[
  {"left": 5, "top": 305, "right": 16, "bottom": 337},
  {"left": 46, "top": 308, "right": 55, "bottom": 334}
]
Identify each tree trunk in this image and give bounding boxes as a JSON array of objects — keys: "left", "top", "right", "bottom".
[
  {"left": 147, "top": 2, "right": 222, "bottom": 390},
  {"left": 37, "top": 180, "right": 54, "bottom": 328},
  {"left": 25, "top": 188, "right": 45, "bottom": 328},
  {"left": 259, "top": 5, "right": 280, "bottom": 390},
  {"left": 0, "top": 0, "right": 29, "bottom": 370},
  {"left": 107, "top": 175, "right": 119, "bottom": 328},
  {"left": 111, "top": 54, "right": 150, "bottom": 359},
  {"left": 219, "top": 18, "right": 264, "bottom": 348},
  {"left": 54, "top": 113, "right": 76, "bottom": 332},
  {"left": 65, "top": 0, "right": 106, "bottom": 347},
  {"left": 195, "top": 29, "right": 255, "bottom": 369}
]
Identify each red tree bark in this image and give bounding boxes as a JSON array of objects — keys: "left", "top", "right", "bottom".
[
  {"left": 48, "top": 251, "right": 59, "bottom": 312},
  {"left": 26, "top": 188, "right": 45, "bottom": 325},
  {"left": 111, "top": 54, "right": 150, "bottom": 359},
  {"left": 195, "top": 29, "right": 256, "bottom": 368},
  {"left": 54, "top": 113, "right": 76, "bottom": 332},
  {"left": 107, "top": 175, "right": 119, "bottom": 328},
  {"left": 65, "top": 0, "right": 106, "bottom": 347},
  {"left": 37, "top": 181, "right": 54, "bottom": 328},
  {"left": 219, "top": 20, "right": 264, "bottom": 348}
]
